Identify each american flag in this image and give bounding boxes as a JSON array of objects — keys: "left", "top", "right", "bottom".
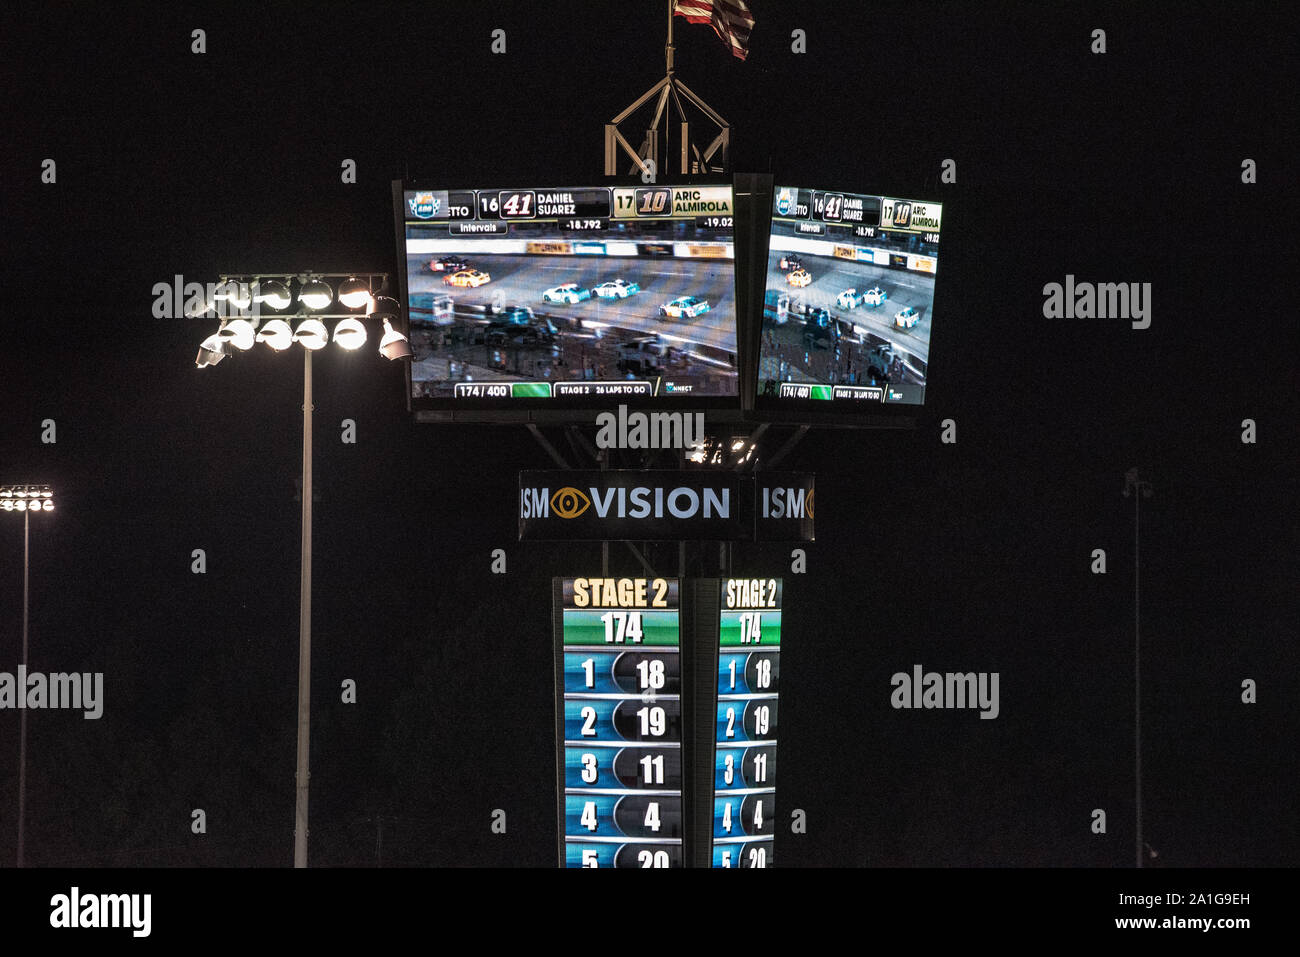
[{"left": 673, "top": 0, "right": 755, "bottom": 61}]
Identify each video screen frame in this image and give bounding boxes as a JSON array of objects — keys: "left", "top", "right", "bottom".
[
  {"left": 751, "top": 183, "right": 942, "bottom": 422},
  {"left": 394, "top": 179, "right": 746, "bottom": 420}
]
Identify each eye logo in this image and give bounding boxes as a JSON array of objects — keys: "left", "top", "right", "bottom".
[
  {"left": 806, "top": 489, "right": 815, "bottom": 520},
  {"left": 551, "top": 487, "right": 591, "bottom": 519}
]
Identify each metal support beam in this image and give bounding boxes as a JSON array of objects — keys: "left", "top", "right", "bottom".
[
  {"left": 604, "top": 8, "right": 731, "bottom": 177},
  {"left": 764, "top": 425, "right": 809, "bottom": 470},
  {"left": 526, "top": 424, "right": 572, "bottom": 469},
  {"left": 624, "top": 542, "right": 658, "bottom": 577}
]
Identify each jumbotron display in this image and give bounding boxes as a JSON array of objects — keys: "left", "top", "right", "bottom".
[
  {"left": 401, "top": 185, "right": 738, "bottom": 404},
  {"left": 554, "top": 577, "right": 684, "bottom": 867},
  {"left": 711, "top": 578, "right": 781, "bottom": 868},
  {"left": 757, "top": 187, "right": 942, "bottom": 408}
]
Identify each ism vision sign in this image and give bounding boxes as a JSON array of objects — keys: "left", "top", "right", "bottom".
[{"left": 519, "top": 471, "right": 814, "bottom": 542}]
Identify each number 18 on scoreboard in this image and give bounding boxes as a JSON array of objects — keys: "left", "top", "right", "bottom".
[{"left": 554, "top": 578, "right": 683, "bottom": 867}]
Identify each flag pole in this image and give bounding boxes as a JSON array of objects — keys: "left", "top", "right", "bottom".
[{"left": 667, "top": 1, "right": 674, "bottom": 74}]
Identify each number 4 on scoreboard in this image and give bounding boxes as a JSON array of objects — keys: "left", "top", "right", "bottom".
[{"left": 601, "top": 611, "right": 644, "bottom": 643}]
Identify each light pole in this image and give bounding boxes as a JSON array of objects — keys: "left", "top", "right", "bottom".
[
  {"left": 2, "top": 484, "right": 56, "bottom": 868},
  {"left": 1123, "top": 467, "right": 1153, "bottom": 868},
  {"left": 195, "top": 274, "right": 410, "bottom": 867}
]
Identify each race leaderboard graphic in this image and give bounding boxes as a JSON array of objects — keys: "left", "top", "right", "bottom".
[
  {"left": 711, "top": 578, "right": 782, "bottom": 868},
  {"left": 400, "top": 183, "right": 739, "bottom": 407},
  {"left": 552, "top": 576, "right": 786, "bottom": 867},
  {"left": 553, "top": 577, "right": 684, "bottom": 868}
]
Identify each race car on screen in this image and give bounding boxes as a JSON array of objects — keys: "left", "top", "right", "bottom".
[
  {"left": 803, "top": 308, "right": 840, "bottom": 350},
  {"left": 778, "top": 254, "right": 803, "bottom": 271},
  {"left": 429, "top": 256, "right": 468, "bottom": 273},
  {"left": 593, "top": 279, "right": 640, "bottom": 299},
  {"left": 443, "top": 269, "right": 491, "bottom": 288},
  {"left": 894, "top": 306, "right": 920, "bottom": 328},
  {"left": 485, "top": 306, "right": 557, "bottom": 347},
  {"left": 787, "top": 268, "right": 812, "bottom": 288},
  {"left": 837, "top": 289, "right": 863, "bottom": 309},
  {"left": 863, "top": 286, "right": 887, "bottom": 306},
  {"left": 542, "top": 283, "right": 592, "bottom": 305},
  {"left": 659, "top": 296, "right": 711, "bottom": 320}
]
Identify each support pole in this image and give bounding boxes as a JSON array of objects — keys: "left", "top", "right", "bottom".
[
  {"left": 17, "top": 508, "right": 29, "bottom": 867},
  {"left": 1134, "top": 488, "right": 1142, "bottom": 869},
  {"left": 294, "top": 349, "right": 314, "bottom": 868}
]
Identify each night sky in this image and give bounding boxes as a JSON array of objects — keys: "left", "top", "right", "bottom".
[{"left": 1, "top": 1, "right": 1295, "bottom": 870}]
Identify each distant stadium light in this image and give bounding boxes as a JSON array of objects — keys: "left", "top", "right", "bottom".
[
  {"left": 256, "top": 318, "right": 294, "bottom": 351},
  {"left": 337, "top": 277, "right": 371, "bottom": 310},
  {"left": 378, "top": 318, "right": 412, "bottom": 360},
  {"left": 299, "top": 278, "right": 333, "bottom": 310},
  {"left": 332, "top": 318, "right": 367, "bottom": 350},
  {"left": 293, "top": 317, "right": 329, "bottom": 350}
]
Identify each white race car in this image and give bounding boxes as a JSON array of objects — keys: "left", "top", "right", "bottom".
[
  {"left": 837, "top": 289, "right": 864, "bottom": 310},
  {"left": 894, "top": 306, "right": 920, "bottom": 328},
  {"left": 593, "top": 279, "right": 640, "bottom": 299},
  {"left": 542, "top": 283, "right": 592, "bottom": 305},
  {"left": 863, "top": 286, "right": 888, "bottom": 306},
  {"left": 659, "top": 296, "right": 711, "bottom": 320}
]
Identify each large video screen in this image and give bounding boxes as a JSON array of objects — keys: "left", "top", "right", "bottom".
[
  {"left": 756, "top": 187, "right": 942, "bottom": 409},
  {"left": 399, "top": 184, "right": 738, "bottom": 407}
]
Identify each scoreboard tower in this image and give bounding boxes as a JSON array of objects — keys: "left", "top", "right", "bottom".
[
  {"left": 709, "top": 579, "right": 782, "bottom": 867},
  {"left": 554, "top": 577, "right": 685, "bottom": 867},
  {"left": 555, "top": 576, "right": 785, "bottom": 867}
]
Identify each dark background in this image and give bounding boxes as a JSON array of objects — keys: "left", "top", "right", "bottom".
[{"left": 0, "top": 1, "right": 1295, "bottom": 868}]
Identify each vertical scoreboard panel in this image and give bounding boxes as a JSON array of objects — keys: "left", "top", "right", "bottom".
[
  {"left": 555, "top": 577, "right": 683, "bottom": 868},
  {"left": 713, "top": 578, "right": 782, "bottom": 868}
]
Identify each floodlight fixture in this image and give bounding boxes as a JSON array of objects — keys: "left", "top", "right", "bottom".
[
  {"left": 254, "top": 279, "right": 293, "bottom": 310},
  {"left": 196, "top": 333, "right": 228, "bottom": 368},
  {"left": 378, "top": 318, "right": 412, "bottom": 360},
  {"left": 337, "top": 277, "right": 372, "bottom": 310},
  {"left": 216, "top": 318, "right": 256, "bottom": 351},
  {"left": 293, "top": 317, "right": 329, "bottom": 350},
  {"left": 299, "top": 278, "right": 333, "bottom": 310},
  {"left": 332, "top": 318, "right": 367, "bottom": 350},
  {"left": 256, "top": 318, "right": 294, "bottom": 351}
]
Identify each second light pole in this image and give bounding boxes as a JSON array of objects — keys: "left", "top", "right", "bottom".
[{"left": 195, "top": 273, "right": 411, "bottom": 866}]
